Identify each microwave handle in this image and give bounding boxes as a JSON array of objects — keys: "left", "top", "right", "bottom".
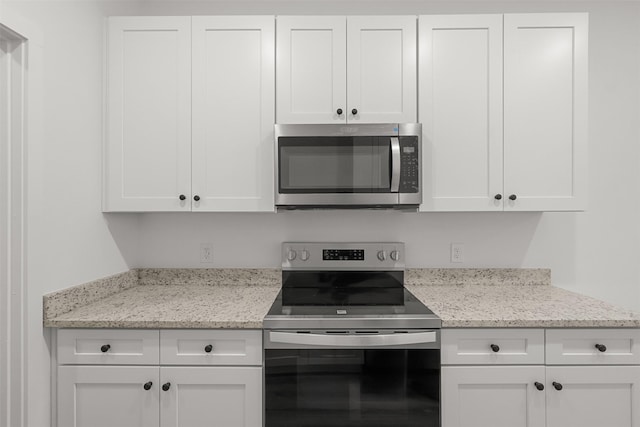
[{"left": 390, "top": 137, "right": 401, "bottom": 193}]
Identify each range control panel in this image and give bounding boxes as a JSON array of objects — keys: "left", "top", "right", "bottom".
[{"left": 282, "top": 242, "right": 405, "bottom": 271}]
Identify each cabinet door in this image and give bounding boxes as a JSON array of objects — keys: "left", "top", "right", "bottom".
[
  {"left": 160, "top": 366, "right": 262, "bottom": 427},
  {"left": 546, "top": 366, "right": 640, "bottom": 427},
  {"left": 442, "top": 366, "right": 546, "bottom": 427},
  {"left": 347, "top": 16, "right": 417, "bottom": 124},
  {"left": 276, "top": 16, "right": 346, "bottom": 124},
  {"left": 104, "top": 17, "right": 192, "bottom": 212},
  {"left": 419, "top": 15, "right": 503, "bottom": 211},
  {"left": 58, "top": 366, "right": 160, "bottom": 427},
  {"left": 192, "top": 16, "right": 275, "bottom": 212},
  {"left": 504, "top": 13, "right": 588, "bottom": 211}
]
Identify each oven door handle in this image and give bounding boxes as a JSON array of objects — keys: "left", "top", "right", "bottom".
[
  {"left": 268, "top": 331, "right": 437, "bottom": 347},
  {"left": 390, "top": 137, "right": 401, "bottom": 193}
]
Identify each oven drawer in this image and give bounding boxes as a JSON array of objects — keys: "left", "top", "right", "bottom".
[
  {"left": 546, "top": 329, "right": 640, "bottom": 365},
  {"left": 57, "top": 329, "right": 160, "bottom": 365},
  {"left": 441, "top": 329, "right": 545, "bottom": 365},
  {"left": 160, "top": 330, "right": 262, "bottom": 366}
]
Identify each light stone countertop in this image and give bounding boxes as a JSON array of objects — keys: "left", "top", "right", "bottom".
[
  {"left": 406, "top": 284, "right": 640, "bottom": 328},
  {"left": 45, "top": 283, "right": 281, "bottom": 329},
  {"left": 43, "top": 268, "right": 640, "bottom": 329}
]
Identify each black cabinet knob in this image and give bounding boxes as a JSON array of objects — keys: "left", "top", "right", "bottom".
[
  {"left": 351, "top": 108, "right": 358, "bottom": 115},
  {"left": 336, "top": 108, "right": 343, "bottom": 115},
  {"left": 194, "top": 195, "right": 200, "bottom": 202},
  {"left": 490, "top": 344, "right": 500, "bottom": 353},
  {"left": 100, "top": 344, "right": 111, "bottom": 353},
  {"left": 534, "top": 382, "right": 544, "bottom": 391},
  {"left": 552, "top": 382, "right": 563, "bottom": 391},
  {"left": 179, "top": 194, "right": 186, "bottom": 201},
  {"left": 494, "top": 194, "right": 502, "bottom": 200},
  {"left": 509, "top": 194, "right": 517, "bottom": 201},
  {"left": 162, "top": 382, "right": 171, "bottom": 391},
  {"left": 204, "top": 344, "right": 213, "bottom": 353},
  {"left": 595, "top": 343, "right": 607, "bottom": 352},
  {"left": 143, "top": 382, "right": 153, "bottom": 391}
]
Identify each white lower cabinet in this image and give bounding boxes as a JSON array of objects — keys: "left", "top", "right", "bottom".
[
  {"left": 160, "top": 367, "right": 262, "bottom": 427},
  {"left": 442, "top": 366, "right": 546, "bottom": 427},
  {"left": 442, "top": 329, "right": 640, "bottom": 427},
  {"left": 58, "top": 366, "right": 160, "bottom": 427},
  {"left": 57, "top": 329, "right": 262, "bottom": 427},
  {"left": 546, "top": 366, "right": 640, "bottom": 427}
]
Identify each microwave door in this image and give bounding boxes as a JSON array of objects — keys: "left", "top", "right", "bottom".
[{"left": 278, "top": 137, "right": 392, "bottom": 194}]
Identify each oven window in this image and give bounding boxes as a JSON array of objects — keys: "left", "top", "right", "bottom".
[
  {"left": 279, "top": 137, "right": 391, "bottom": 193},
  {"left": 265, "top": 349, "right": 440, "bottom": 427}
]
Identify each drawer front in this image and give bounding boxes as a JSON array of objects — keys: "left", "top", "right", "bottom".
[
  {"left": 546, "top": 329, "right": 640, "bottom": 365},
  {"left": 160, "top": 330, "right": 262, "bottom": 366},
  {"left": 442, "top": 329, "right": 545, "bottom": 365},
  {"left": 57, "top": 329, "right": 160, "bottom": 365}
]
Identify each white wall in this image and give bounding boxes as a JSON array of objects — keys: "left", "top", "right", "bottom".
[
  {"left": 1, "top": 1, "right": 639, "bottom": 426},
  {"left": 2, "top": 2, "right": 143, "bottom": 426}
]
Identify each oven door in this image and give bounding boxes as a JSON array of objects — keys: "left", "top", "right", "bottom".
[
  {"left": 264, "top": 330, "right": 440, "bottom": 427},
  {"left": 276, "top": 134, "right": 401, "bottom": 207}
]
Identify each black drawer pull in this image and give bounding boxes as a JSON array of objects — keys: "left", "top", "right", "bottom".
[
  {"left": 204, "top": 344, "right": 213, "bottom": 353},
  {"left": 490, "top": 344, "right": 500, "bottom": 352},
  {"left": 100, "top": 344, "right": 111, "bottom": 353},
  {"left": 595, "top": 343, "right": 607, "bottom": 352}
]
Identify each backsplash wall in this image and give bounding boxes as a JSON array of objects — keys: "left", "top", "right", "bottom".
[{"left": 110, "top": 0, "right": 640, "bottom": 315}]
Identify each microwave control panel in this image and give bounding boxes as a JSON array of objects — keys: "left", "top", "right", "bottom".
[{"left": 399, "top": 136, "right": 419, "bottom": 193}]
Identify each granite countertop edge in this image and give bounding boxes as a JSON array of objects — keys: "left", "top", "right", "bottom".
[{"left": 43, "top": 319, "right": 265, "bottom": 329}]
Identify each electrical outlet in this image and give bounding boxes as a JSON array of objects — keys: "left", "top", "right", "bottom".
[
  {"left": 200, "top": 243, "right": 213, "bottom": 264},
  {"left": 450, "top": 243, "right": 464, "bottom": 263}
]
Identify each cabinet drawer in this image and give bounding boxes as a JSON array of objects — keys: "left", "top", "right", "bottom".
[
  {"left": 160, "top": 330, "right": 262, "bottom": 366},
  {"left": 57, "top": 329, "right": 160, "bottom": 365},
  {"left": 442, "top": 329, "right": 545, "bottom": 365},
  {"left": 546, "top": 329, "right": 640, "bottom": 365}
]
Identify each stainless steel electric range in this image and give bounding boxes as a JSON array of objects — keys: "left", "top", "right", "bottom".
[{"left": 263, "top": 242, "right": 441, "bottom": 427}]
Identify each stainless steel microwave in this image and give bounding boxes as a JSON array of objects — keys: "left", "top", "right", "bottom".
[{"left": 275, "top": 123, "right": 421, "bottom": 210}]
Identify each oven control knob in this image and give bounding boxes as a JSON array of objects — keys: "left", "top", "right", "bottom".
[
  {"left": 390, "top": 250, "right": 400, "bottom": 261},
  {"left": 287, "top": 250, "right": 297, "bottom": 261},
  {"left": 300, "top": 250, "right": 310, "bottom": 261},
  {"left": 377, "top": 250, "right": 387, "bottom": 261}
]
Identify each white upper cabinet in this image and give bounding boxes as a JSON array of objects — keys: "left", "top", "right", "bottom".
[
  {"left": 104, "top": 16, "right": 275, "bottom": 212},
  {"left": 346, "top": 16, "right": 417, "bottom": 123},
  {"left": 276, "top": 16, "right": 416, "bottom": 124},
  {"left": 192, "top": 16, "right": 275, "bottom": 212},
  {"left": 276, "top": 16, "right": 346, "bottom": 124},
  {"left": 104, "top": 17, "right": 192, "bottom": 212},
  {"left": 504, "top": 13, "right": 588, "bottom": 211},
  {"left": 420, "top": 13, "right": 588, "bottom": 212},
  {"left": 419, "top": 15, "right": 503, "bottom": 212}
]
